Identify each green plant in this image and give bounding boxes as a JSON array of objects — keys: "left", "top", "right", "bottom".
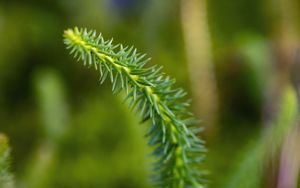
[
  {"left": 63, "top": 27, "right": 206, "bottom": 188},
  {"left": 224, "top": 85, "right": 298, "bottom": 188},
  {"left": 0, "top": 134, "right": 14, "bottom": 188}
]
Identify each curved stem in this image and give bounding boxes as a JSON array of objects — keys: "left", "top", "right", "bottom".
[{"left": 64, "top": 27, "right": 206, "bottom": 188}]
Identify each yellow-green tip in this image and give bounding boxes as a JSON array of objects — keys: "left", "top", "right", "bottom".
[
  {"left": 63, "top": 28, "right": 74, "bottom": 38},
  {"left": 64, "top": 27, "right": 86, "bottom": 46}
]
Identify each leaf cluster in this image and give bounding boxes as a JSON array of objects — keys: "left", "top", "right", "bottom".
[{"left": 63, "top": 27, "right": 206, "bottom": 188}]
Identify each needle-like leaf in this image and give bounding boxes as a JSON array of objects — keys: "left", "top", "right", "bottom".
[{"left": 63, "top": 27, "right": 206, "bottom": 188}]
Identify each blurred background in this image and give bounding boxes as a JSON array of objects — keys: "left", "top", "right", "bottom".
[{"left": 0, "top": 0, "right": 300, "bottom": 187}]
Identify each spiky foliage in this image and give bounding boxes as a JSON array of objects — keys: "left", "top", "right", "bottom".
[
  {"left": 63, "top": 27, "right": 206, "bottom": 188},
  {"left": 0, "top": 134, "right": 14, "bottom": 188}
]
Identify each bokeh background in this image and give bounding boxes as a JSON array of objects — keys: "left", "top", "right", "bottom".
[{"left": 0, "top": 0, "right": 300, "bottom": 187}]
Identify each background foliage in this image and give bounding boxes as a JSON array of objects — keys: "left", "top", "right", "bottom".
[{"left": 0, "top": 0, "right": 299, "bottom": 187}]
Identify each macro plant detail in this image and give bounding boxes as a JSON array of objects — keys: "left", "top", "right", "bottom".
[{"left": 63, "top": 27, "right": 206, "bottom": 188}]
